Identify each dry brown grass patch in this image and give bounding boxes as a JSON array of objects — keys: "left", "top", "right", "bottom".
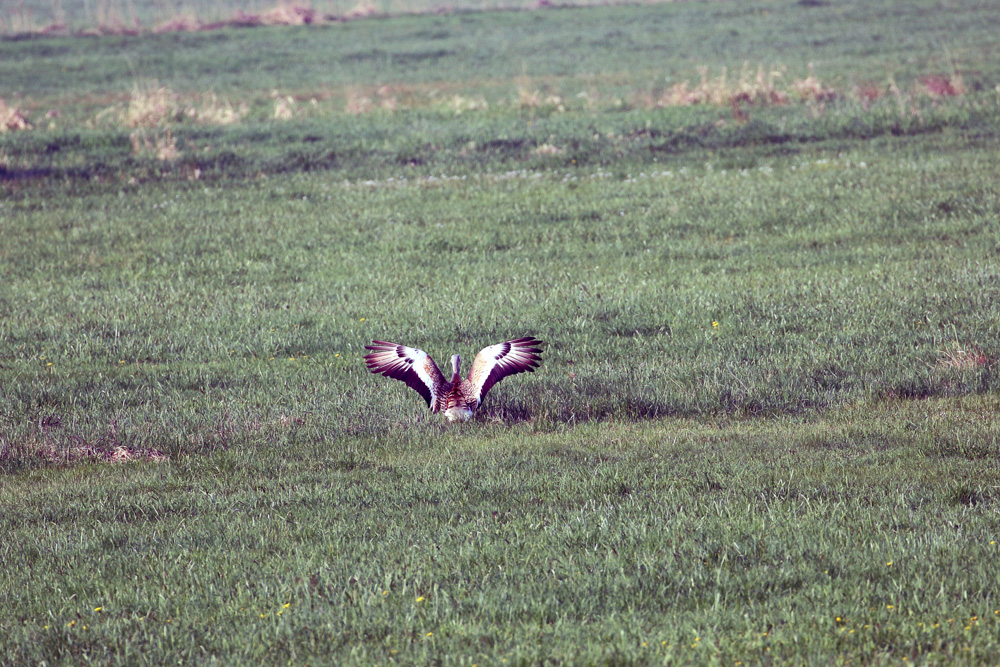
[
  {"left": 153, "top": 14, "right": 202, "bottom": 33},
  {"left": 94, "top": 82, "right": 247, "bottom": 158},
  {"left": 918, "top": 73, "right": 965, "bottom": 99},
  {"left": 656, "top": 64, "right": 785, "bottom": 108},
  {"left": 155, "top": 3, "right": 323, "bottom": 32},
  {"left": 1, "top": 99, "right": 33, "bottom": 132},
  {"left": 344, "top": 86, "right": 400, "bottom": 114},
  {"left": 638, "top": 63, "right": 846, "bottom": 117},
  {"left": 258, "top": 3, "right": 320, "bottom": 25},
  {"left": 532, "top": 143, "right": 564, "bottom": 156},
  {"left": 123, "top": 84, "right": 176, "bottom": 128},
  {"left": 853, "top": 81, "right": 884, "bottom": 109},
  {"left": 515, "top": 84, "right": 564, "bottom": 111},
  {"left": 187, "top": 92, "right": 248, "bottom": 125},
  {"left": 130, "top": 126, "right": 179, "bottom": 160},
  {"left": 790, "top": 65, "right": 838, "bottom": 103},
  {"left": 447, "top": 94, "right": 489, "bottom": 114},
  {"left": 272, "top": 90, "right": 299, "bottom": 119},
  {"left": 343, "top": 0, "right": 382, "bottom": 19},
  {"left": 0, "top": 432, "right": 168, "bottom": 467},
  {"left": 348, "top": 83, "right": 492, "bottom": 115},
  {"left": 935, "top": 342, "right": 991, "bottom": 371},
  {"left": 116, "top": 84, "right": 245, "bottom": 127}
]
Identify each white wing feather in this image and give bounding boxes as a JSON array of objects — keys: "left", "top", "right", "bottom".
[
  {"left": 364, "top": 341, "right": 446, "bottom": 410},
  {"left": 467, "top": 336, "right": 544, "bottom": 403}
]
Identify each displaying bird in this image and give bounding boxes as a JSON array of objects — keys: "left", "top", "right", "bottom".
[{"left": 363, "top": 337, "right": 544, "bottom": 421}]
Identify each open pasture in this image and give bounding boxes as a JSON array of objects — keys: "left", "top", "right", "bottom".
[{"left": 2, "top": 0, "right": 1000, "bottom": 663}]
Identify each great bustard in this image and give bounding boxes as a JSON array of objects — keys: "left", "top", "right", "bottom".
[{"left": 363, "top": 337, "right": 544, "bottom": 421}]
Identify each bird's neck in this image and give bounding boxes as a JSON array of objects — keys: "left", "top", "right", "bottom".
[{"left": 451, "top": 354, "right": 461, "bottom": 383}]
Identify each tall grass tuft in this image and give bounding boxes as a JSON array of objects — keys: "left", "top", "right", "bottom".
[
  {"left": 344, "top": 86, "right": 398, "bottom": 114},
  {"left": 0, "top": 99, "right": 32, "bottom": 132},
  {"left": 92, "top": 82, "right": 248, "bottom": 159}
]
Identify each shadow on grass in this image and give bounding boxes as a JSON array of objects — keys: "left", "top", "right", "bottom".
[
  {"left": 477, "top": 398, "right": 536, "bottom": 424},
  {"left": 0, "top": 165, "right": 56, "bottom": 182},
  {"left": 480, "top": 379, "right": 681, "bottom": 425}
]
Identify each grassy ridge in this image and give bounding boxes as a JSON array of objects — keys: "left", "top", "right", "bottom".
[
  {"left": 2, "top": 0, "right": 1000, "bottom": 663},
  {"left": 5, "top": 97, "right": 1000, "bottom": 187}
]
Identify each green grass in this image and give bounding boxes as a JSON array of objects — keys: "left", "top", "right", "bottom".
[
  {"left": 3, "top": 403, "right": 1000, "bottom": 663},
  {"left": 5, "top": 0, "right": 1000, "bottom": 102},
  {"left": 2, "top": 0, "right": 645, "bottom": 34},
  {"left": 3, "top": 0, "right": 1000, "bottom": 663}
]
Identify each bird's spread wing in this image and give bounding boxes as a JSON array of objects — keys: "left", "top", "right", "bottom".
[
  {"left": 364, "top": 341, "right": 446, "bottom": 410},
  {"left": 467, "top": 336, "right": 544, "bottom": 403}
]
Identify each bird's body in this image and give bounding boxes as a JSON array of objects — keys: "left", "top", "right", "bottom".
[{"left": 364, "top": 337, "right": 544, "bottom": 421}]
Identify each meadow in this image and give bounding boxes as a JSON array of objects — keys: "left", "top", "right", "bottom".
[{"left": 2, "top": 0, "right": 1000, "bottom": 663}]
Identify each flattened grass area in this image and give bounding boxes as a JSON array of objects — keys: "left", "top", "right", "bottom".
[{"left": 3, "top": 0, "right": 1000, "bottom": 663}]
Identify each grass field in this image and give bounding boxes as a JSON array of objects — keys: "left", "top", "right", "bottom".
[
  {"left": 3, "top": 0, "right": 1000, "bottom": 663},
  {"left": 2, "top": 0, "right": 645, "bottom": 35}
]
